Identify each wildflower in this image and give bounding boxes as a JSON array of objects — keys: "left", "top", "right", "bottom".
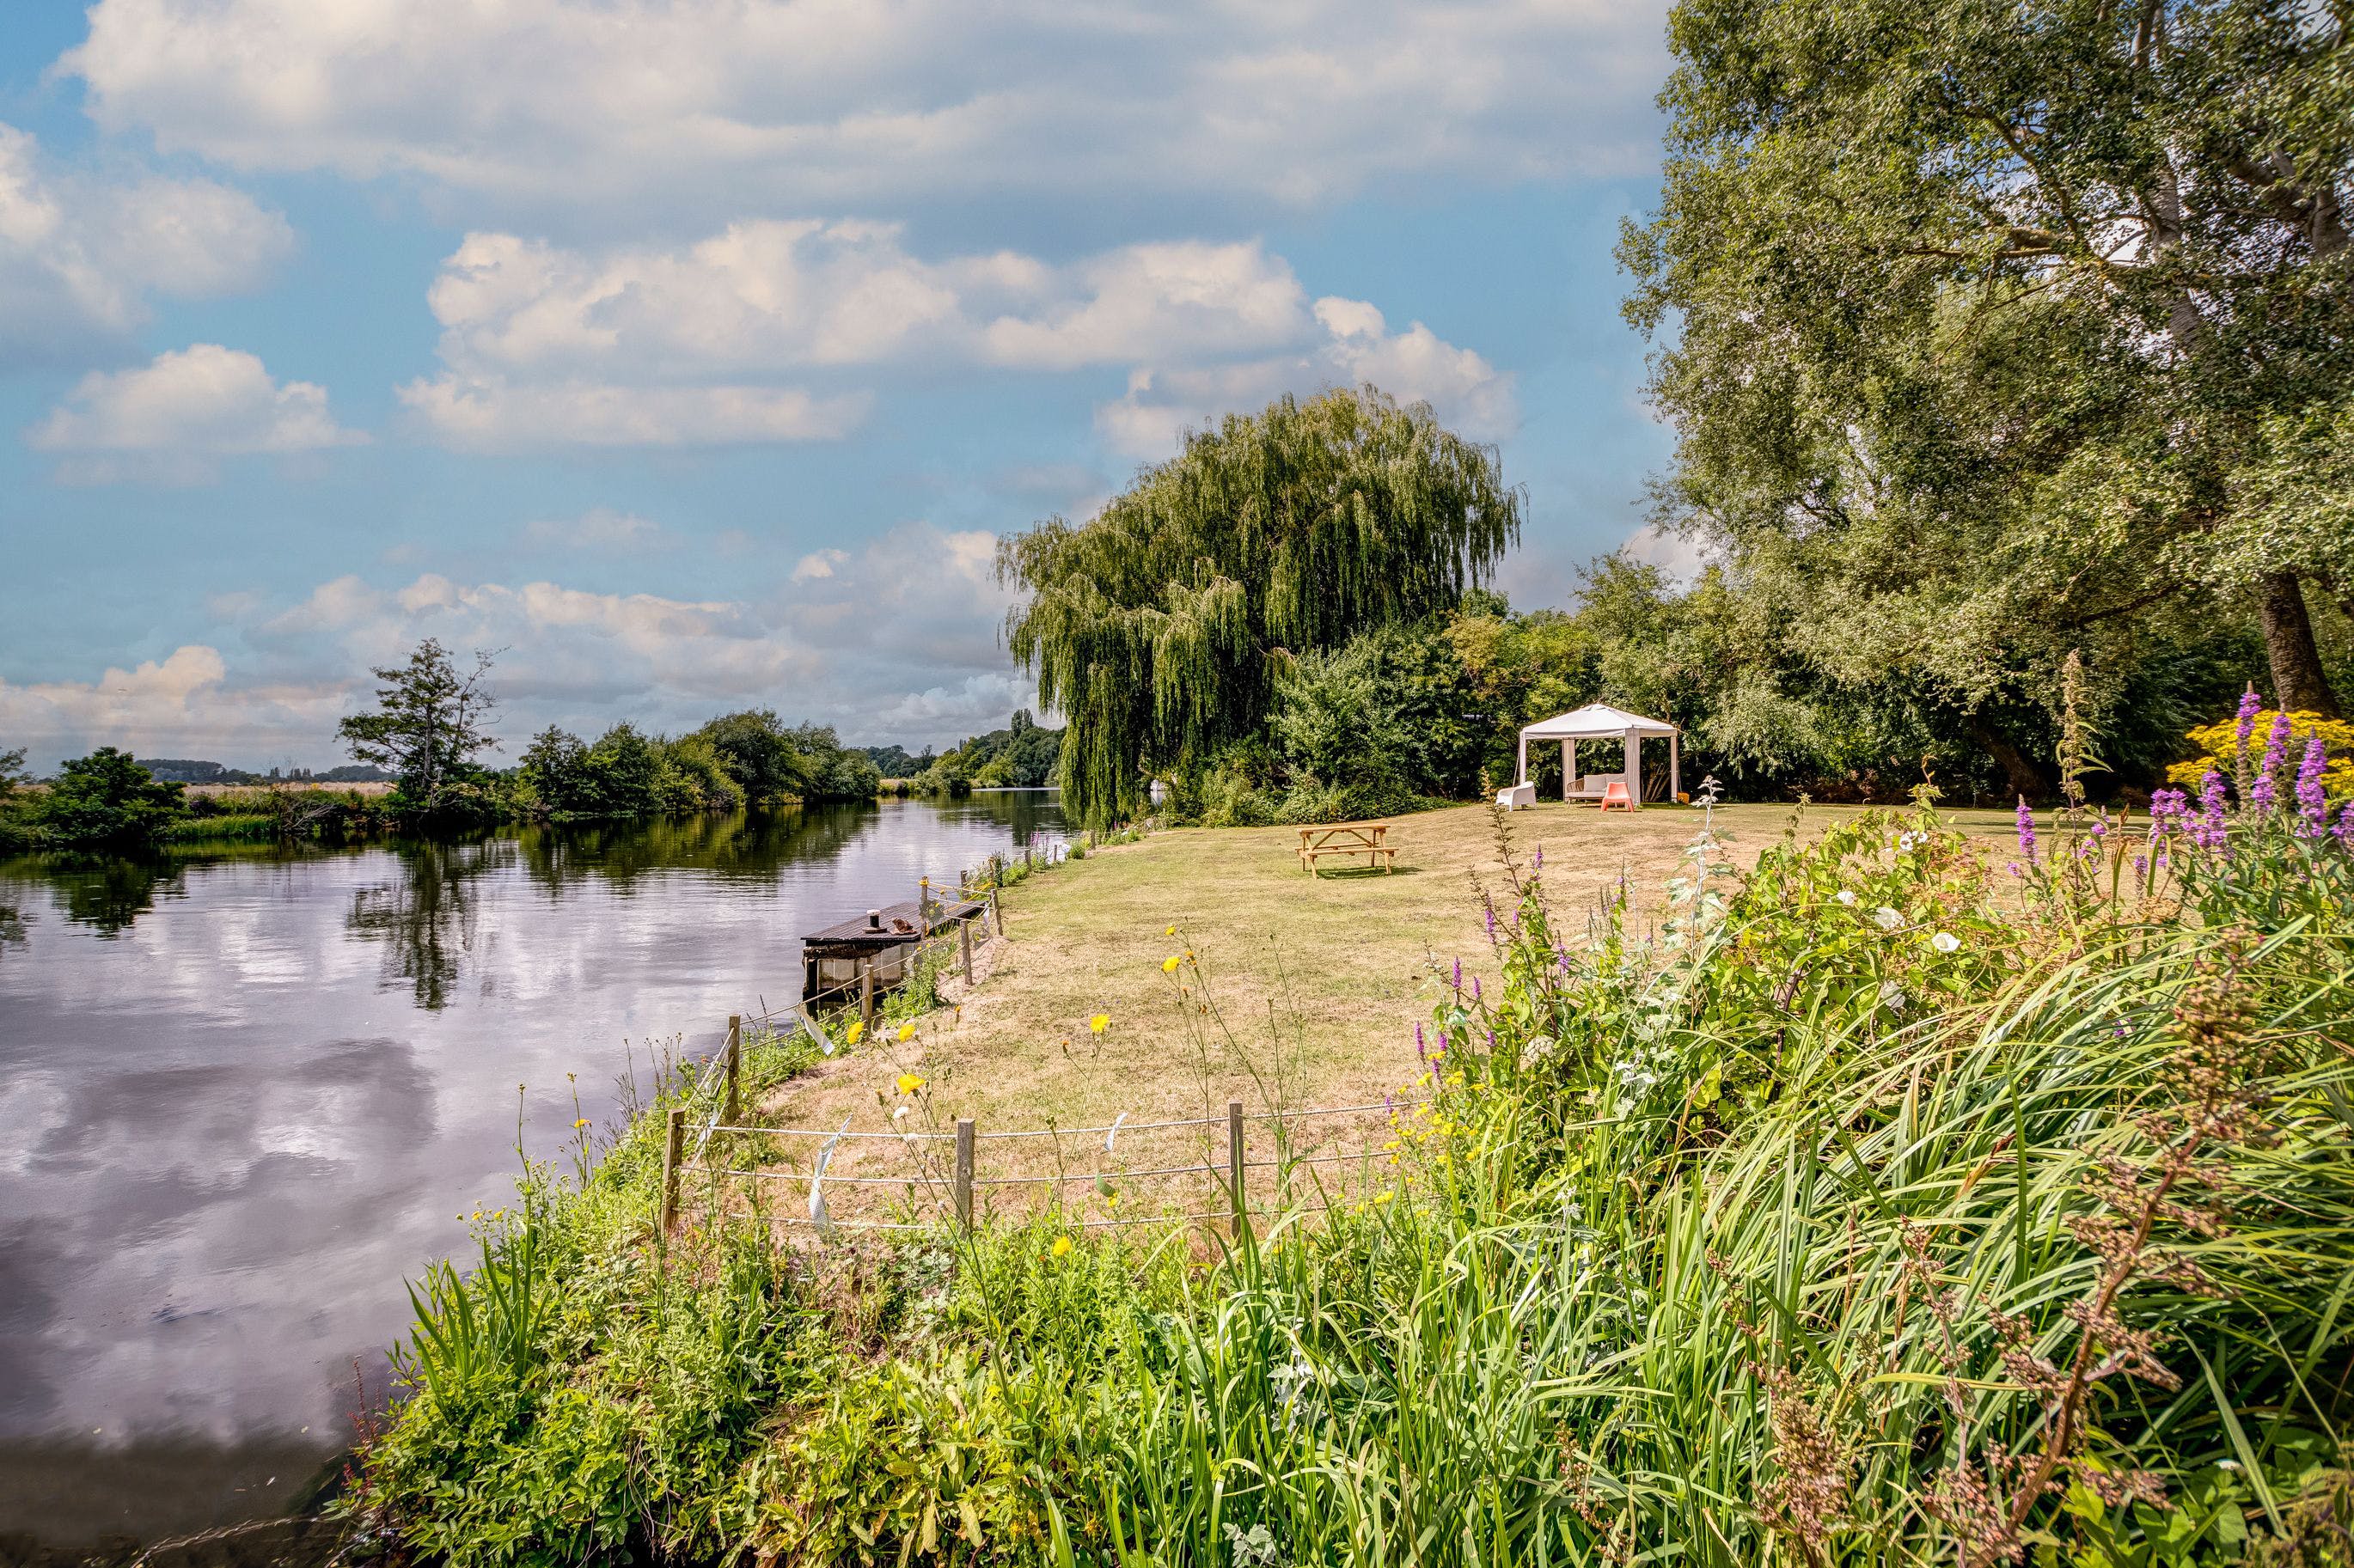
[
  {"left": 2198, "top": 770, "right": 2229, "bottom": 851},
  {"left": 1470, "top": 974, "right": 1482, "bottom": 1002},
  {"left": 1165, "top": 924, "right": 1177, "bottom": 936},
  {"left": 1433, "top": 1031, "right": 1448, "bottom": 1057},
  {"left": 1834, "top": 889, "right": 1856, "bottom": 906},
  {"left": 2015, "top": 796, "right": 2037, "bottom": 862},
  {"left": 896, "top": 1022, "right": 914, "bottom": 1042},
  {"left": 891, "top": 1104, "right": 908, "bottom": 1122},
  {"left": 1452, "top": 957, "right": 1463, "bottom": 991},
  {"left": 1415, "top": 1022, "right": 1427, "bottom": 1065},
  {"left": 1089, "top": 1012, "right": 1110, "bottom": 1034},
  {"left": 2235, "top": 685, "right": 2262, "bottom": 750},
  {"left": 2252, "top": 711, "right": 2290, "bottom": 815},
  {"left": 1532, "top": 845, "right": 1544, "bottom": 869},
  {"left": 1930, "top": 930, "right": 1960, "bottom": 954},
  {"left": 573, "top": 1118, "right": 590, "bottom": 1129},
  {"left": 2339, "top": 802, "right": 2354, "bottom": 846},
  {"left": 1051, "top": 1235, "right": 1074, "bottom": 1259},
  {"left": 1874, "top": 906, "right": 1903, "bottom": 931},
  {"left": 896, "top": 1073, "right": 925, "bottom": 1095},
  {"left": 1483, "top": 906, "right": 1498, "bottom": 943},
  {"left": 1161, "top": 955, "right": 1181, "bottom": 973},
  {"left": 2296, "top": 736, "right": 2329, "bottom": 837},
  {"left": 845, "top": 1020, "right": 865, "bottom": 1046}
]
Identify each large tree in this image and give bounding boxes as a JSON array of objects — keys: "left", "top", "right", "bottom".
[
  {"left": 1623, "top": 0, "right": 2353, "bottom": 741},
  {"left": 339, "top": 639, "right": 502, "bottom": 815},
  {"left": 1000, "top": 387, "right": 1521, "bottom": 825}
]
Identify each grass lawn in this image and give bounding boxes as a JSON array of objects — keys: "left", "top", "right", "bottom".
[{"left": 735, "top": 798, "right": 2026, "bottom": 1222}]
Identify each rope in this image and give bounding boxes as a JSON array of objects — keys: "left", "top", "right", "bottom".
[{"left": 971, "top": 1161, "right": 1220, "bottom": 1188}]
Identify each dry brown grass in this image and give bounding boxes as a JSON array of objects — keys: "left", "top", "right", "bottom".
[{"left": 727, "top": 800, "right": 1892, "bottom": 1224}]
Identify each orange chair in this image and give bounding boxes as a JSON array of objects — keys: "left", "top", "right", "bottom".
[{"left": 1599, "top": 780, "right": 1634, "bottom": 812}]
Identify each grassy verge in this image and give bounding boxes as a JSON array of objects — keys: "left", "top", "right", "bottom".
[{"left": 346, "top": 797, "right": 2353, "bottom": 1566}]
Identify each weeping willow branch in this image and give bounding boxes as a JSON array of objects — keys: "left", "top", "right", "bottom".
[{"left": 998, "top": 387, "right": 1522, "bottom": 827}]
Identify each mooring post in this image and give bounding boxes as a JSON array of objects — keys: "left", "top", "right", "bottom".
[
  {"left": 919, "top": 876, "right": 931, "bottom": 929},
  {"left": 725, "top": 1014, "right": 742, "bottom": 1125},
  {"left": 959, "top": 918, "right": 975, "bottom": 985},
  {"left": 1227, "top": 1101, "right": 1246, "bottom": 1234},
  {"left": 660, "top": 1106, "right": 686, "bottom": 1237},
  {"left": 860, "top": 962, "right": 876, "bottom": 1034},
  {"left": 954, "top": 1119, "right": 976, "bottom": 1232}
]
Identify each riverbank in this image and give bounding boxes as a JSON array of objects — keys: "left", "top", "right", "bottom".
[{"left": 345, "top": 792, "right": 2354, "bottom": 1565}]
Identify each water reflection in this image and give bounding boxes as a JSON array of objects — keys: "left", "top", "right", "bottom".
[{"left": 0, "top": 795, "right": 1061, "bottom": 1548}]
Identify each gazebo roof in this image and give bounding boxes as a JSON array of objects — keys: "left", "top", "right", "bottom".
[{"left": 1519, "top": 703, "right": 1678, "bottom": 741}]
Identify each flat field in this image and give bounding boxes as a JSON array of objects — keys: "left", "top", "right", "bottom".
[{"left": 739, "top": 800, "right": 2011, "bottom": 1222}]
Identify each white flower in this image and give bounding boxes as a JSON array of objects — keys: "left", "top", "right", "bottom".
[
  {"left": 1930, "top": 930, "right": 1960, "bottom": 954},
  {"left": 1835, "top": 890, "right": 1856, "bottom": 906},
  {"left": 890, "top": 1104, "right": 909, "bottom": 1122},
  {"left": 1874, "top": 906, "right": 1903, "bottom": 930},
  {"left": 1877, "top": 979, "right": 1908, "bottom": 1011}
]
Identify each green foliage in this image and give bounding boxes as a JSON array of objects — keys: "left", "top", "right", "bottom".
[
  {"left": 792, "top": 723, "right": 884, "bottom": 802},
  {"left": 917, "top": 711, "right": 1063, "bottom": 794},
  {"left": 25, "top": 747, "right": 188, "bottom": 851},
  {"left": 1622, "top": 0, "right": 2354, "bottom": 758},
  {"left": 1002, "top": 387, "right": 1522, "bottom": 827},
  {"left": 339, "top": 639, "right": 504, "bottom": 820},
  {"left": 0, "top": 747, "right": 29, "bottom": 851},
  {"left": 693, "top": 709, "right": 810, "bottom": 805}
]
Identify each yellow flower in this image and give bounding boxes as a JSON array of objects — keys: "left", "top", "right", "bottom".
[
  {"left": 1165, "top": 924, "right": 1177, "bottom": 937},
  {"left": 1162, "top": 955, "right": 1182, "bottom": 973},
  {"left": 1089, "top": 1013, "right": 1110, "bottom": 1034},
  {"left": 844, "top": 1020, "right": 865, "bottom": 1045},
  {"left": 1051, "top": 1235, "right": 1074, "bottom": 1258},
  {"left": 896, "top": 1073, "right": 926, "bottom": 1095},
  {"left": 572, "top": 1118, "right": 590, "bottom": 1130},
  {"left": 896, "top": 1022, "right": 915, "bottom": 1042}
]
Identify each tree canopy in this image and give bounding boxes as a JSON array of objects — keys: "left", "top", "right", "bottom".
[
  {"left": 1000, "top": 387, "right": 1522, "bottom": 824},
  {"left": 339, "top": 639, "right": 503, "bottom": 816},
  {"left": 28, "top": 747, "right": 189, "bottom": 851},
  {"left": 1622, "top": 0, "right": 2354, "bottom": 751}
]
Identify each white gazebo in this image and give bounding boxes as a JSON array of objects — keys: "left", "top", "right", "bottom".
[{"left": 1501, "top": 703, "right": 1679, "bottom": 808}]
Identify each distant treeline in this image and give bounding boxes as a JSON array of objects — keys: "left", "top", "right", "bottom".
[
  {"left": 138, "top": 758, "right": 393, "bottom": 785},
  {"left": 909, "top": 711, "right": 1061, "bottom": 793}
]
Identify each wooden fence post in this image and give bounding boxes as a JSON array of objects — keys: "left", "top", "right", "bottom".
[
  {"left": 919, "top": 876, "right": 931, "bottom": 928},
  {"left": 1227, "top": 1101, "right": 1246, "bottom": 1234},
  {"left": 860, "top": 962, "right": 876, "bottom": 1034},
  {"left": 989, "top": 884, "right": 1004, "bottom": 936},
  {"left": 724, "top": 1014, "right": 742, "bottom": 1125},
  {"left": 955, "top": 1119, "right": 976, "bottom": 1232},
  {"left": 660, "top": 1106, "right": 686, "bottom": 1236},
  {"left": 960, "top": 918, "right": 975, "bottom": 985}
]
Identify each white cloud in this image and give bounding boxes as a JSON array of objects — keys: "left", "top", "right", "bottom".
[
  {"left": 400, "top": 223, "right": 1506, "bottom": 455},
  {"left": 1621, "top": 521, "right": 1715, "bottom": 584},
  {"left": 1094, "top": 298, "right": 1519, "bottom": 461},
  {"left": 64, "top": 1, "right": 1668, "bottom": 224},
  {"left": 790, "top": 547, "right": 847, "bottom": 583},
  {"left": 28, "top": 344, "right": 365, "bottom": 482},
  {"left": 0, "top": 122, "right": 291, "bottom": 368},
  {"left": 5, "top": 520, "right": 1030, "bottom": 766}
]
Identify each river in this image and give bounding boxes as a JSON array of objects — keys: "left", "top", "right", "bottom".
[{"left": 0, "top": 795, "right": 1063, "bottom": 1548}]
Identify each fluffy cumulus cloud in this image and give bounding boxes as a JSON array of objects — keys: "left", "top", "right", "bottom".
[
  {"left": 28, "top": 344, "right": 366, "bottom": 482},
  {"left": 399, "top": 222, "right": 1511, "bottom": 454},
  {"left": 0, "top": 122, "right": 293, "bottom": 368},
  {"left": 2, "top": 522, "right": 1026, "bottom": 767},
  {"left": 64, "top": 0, "right": 1666, "bottom": 223}
]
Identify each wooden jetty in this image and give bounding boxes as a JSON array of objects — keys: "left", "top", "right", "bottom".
[{"left": 800, "top": 897, "right": 986, "bottom": 1004}]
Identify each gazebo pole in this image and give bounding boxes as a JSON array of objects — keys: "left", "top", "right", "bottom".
[
  {"left": 1623, "top": 730, "right": 1641, "bottom": 809},
  {"left": 1517, "top": 732, "right": 1528, "bottom": 788},
  {"left": 1562, "top": 740, "right": 1574, "bottom": 801},
  {"left": 1670, "top": 733, "right": 1680, "bottom": 802}
]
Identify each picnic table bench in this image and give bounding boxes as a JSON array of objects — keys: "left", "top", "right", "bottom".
[{"left": 1297, "top": 822, "right": 1397, "bottom": 876}]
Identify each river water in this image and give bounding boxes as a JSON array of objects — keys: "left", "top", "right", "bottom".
[{"left": 0, "top": 796, "right": 1062, "bottom": 1547}]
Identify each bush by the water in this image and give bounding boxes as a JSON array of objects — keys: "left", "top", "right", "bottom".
[{"left": 349, "top": 760, "right": 2352, "bottom": 1565}]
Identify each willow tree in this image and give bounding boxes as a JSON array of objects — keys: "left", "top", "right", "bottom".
[{"left": 1000, "top": 387, "right": 1521, "bottom": 826}]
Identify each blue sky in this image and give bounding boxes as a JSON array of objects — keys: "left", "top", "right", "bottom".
[{"left": 0, "top": 1, "right": 1683, "bottom": 772}]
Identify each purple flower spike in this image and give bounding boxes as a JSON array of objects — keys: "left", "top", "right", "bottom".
[
  {"left": 1485, "top": 1028, "right": 1496, "bottom": 1052},
  {"left": 1452, "top": 958, "right": 1463, "bottom": 991},
  {"left": 1470, "top": 974, "right": 1482, "bottom": 1003},
  {"left": 2198, "top": 771, "right": 2229, "bottom": 850},
  {"left": 2015, "top": 796, "right": 2037, "bottom": 862},
  {"left": 1434, "top": 1032, "right": 1448, "bottom": 1057},
  {"left": 2253, "top": 712, "right": 2290, "bottom": 815},
  {"left": 1415, "top": 1022, "right": 1428, "bottom": 1065},
  {"left": 2296, "top": 737, "right": 2328, "bottom": 837},
  {"left": 2236, "top": 686, "right": 2262, "bottom": 747},
  {"left": 2336, "top": 802, "right": 2354, "bottom": 845},
  {"left": 1532, "top": 845, "right": 1544, "bottom": 870}
]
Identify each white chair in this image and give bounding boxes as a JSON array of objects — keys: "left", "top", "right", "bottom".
[{"left": 1495, "top": 782, "right": 1537, "bottom": 810}]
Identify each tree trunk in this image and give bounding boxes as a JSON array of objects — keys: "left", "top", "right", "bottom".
[
  {"left": 2257, "top": 571, "right": 2341, "bottom": 717},
  {"left": 1967, "top": 714, "right": 2048, "bottom": 803}
]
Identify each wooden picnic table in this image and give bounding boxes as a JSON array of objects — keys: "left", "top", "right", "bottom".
[{"left": 1297, "top": 821, "right": 1397, "bottom": 876}]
